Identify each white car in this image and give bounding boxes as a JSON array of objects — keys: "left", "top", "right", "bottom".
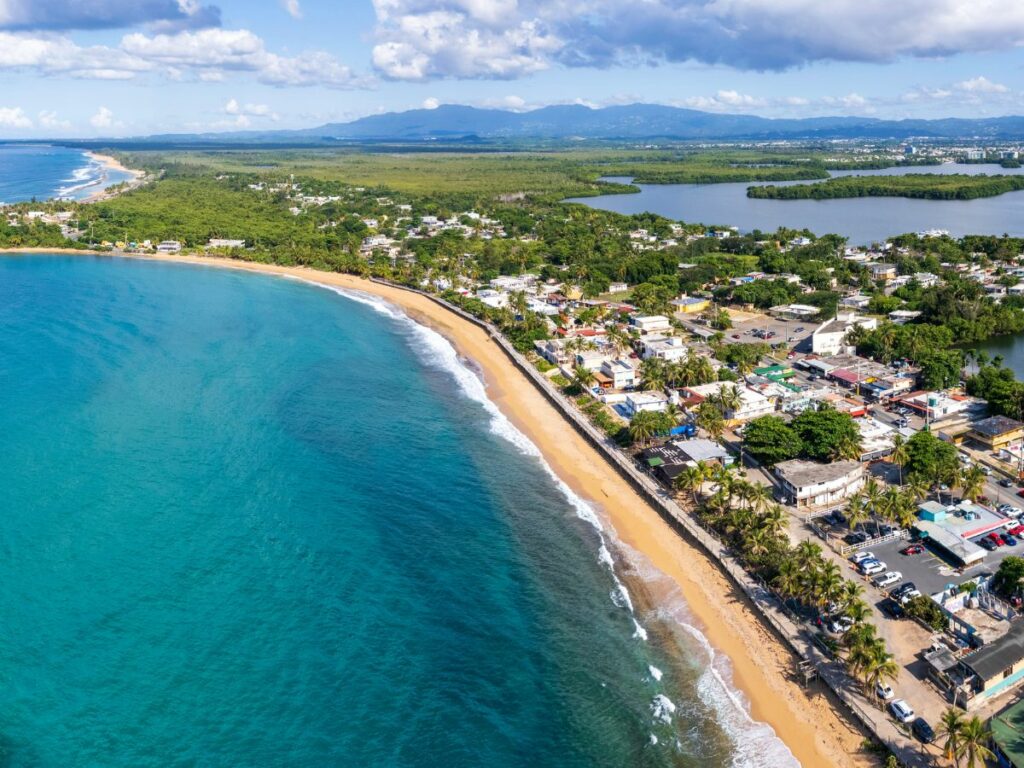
[
  {"left": 898, "top": 589, "right": 922, "bottom": 605},
  {"left": 889, "top": 699, "right": 914, "bottom": 724},
  {"left": 850, "top": 551, "right": 876, "bottom": 564},
  {"left": 875, "top": 571, "right": 903, "bottom": 588},
  {"left": 876, "top": 682, "right": 895, "bottom": 701},
  {"left": 862, "top": 560, "right": 887, "bottom": 576}
]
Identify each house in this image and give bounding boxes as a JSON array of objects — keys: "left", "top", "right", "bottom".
[
  {"left": 888, "top": 310, "right": 922, "bottom": 325},
  {"left": 868, "top": 263, "right": 897, "bottom": 282},
  {"left": 969, "top": 415, "right": 1024, "bottom": 452},
  {"left": 601, "top": 359, "right": 638, "bottom": 390},
  {"left": 681, "top": 382, "right": 775, "bottom": 423},
  {"left": 774, "top": 460, "right": 865, "bottom": 511},
  {"left": 670, "top": 296, "right": 710, "bottom": 316},
  {"left": 899, "top": 391, "right": 974, "bottom": 422},
  {"left": 641, "top": 439, "right": 731, "bottom": 484},
  {"left": 959, "top": 622, "right": 1024, "bottom": 705},
  {"left": 631, "top": 315, "right": 673, "bottom": 334},
  {"left": 156, "top": 240, "right": 181, "bottom": 253},
  {"left": 608, "top": 282, "right": 629, "bottom": 293},
  {"left": 574, "top": 349, "right": 612, "bottom": 372},
  {"left": 811, "top": 313, "right": 878, "bottom": 357},
  {"left": 625, "top": 392, "right": 669, "bottom": 418},
  {"left": 206, "top": 238, "right": 246, "bottom": 249},
  {"left": 534, "top": 339, "right": 569, "bottom": 366},
  {"left": 642, "top": 337, "right": 688, "bottom": 362}
]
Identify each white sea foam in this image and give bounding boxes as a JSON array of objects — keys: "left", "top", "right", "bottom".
[
  {"left": 651, "top": 694, "right": 677, "bottom": 725},
  {"left": 649, "top": 665, "right": 663, "bottom": 682},
  {"left": 294, "top": 278, "right": 799, "bottom": 768},
  {"left": 56, "top": 155, "right": 106, "bottom": 198}
]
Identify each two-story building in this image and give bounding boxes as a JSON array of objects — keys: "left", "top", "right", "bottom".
[{"left": 774, "top": 459, "right": 865, "bottom": 511}]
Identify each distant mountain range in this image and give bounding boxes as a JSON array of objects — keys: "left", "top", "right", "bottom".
[{"left": 129, "top": 103, "right": 1024, "bottom": 145}]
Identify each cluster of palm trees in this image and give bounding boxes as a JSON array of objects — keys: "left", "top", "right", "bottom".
[
  {"left": 677, "top": 461, "right": 790, "bottom": 567},
  {"left": 889, "top": 433, "right": 988, "bottom": 504},
  {"left": 845, "top": 478, "right": 921, "bottom": 536},
  {"left": 637, "top": 353, "right": 718, "bottom": 391},
  {"left": 937, "top": 708, "right": 994, "bottom": 768}
]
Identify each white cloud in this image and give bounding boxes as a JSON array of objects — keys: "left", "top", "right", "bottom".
[
  {"left": 281, "top": 0, "right": 302, "bottom": 19},
  {"left": 90, "top": 106, "right": 115, "bottom": 129},
  {"left": 37, "top": 109, "right": 70, "bottom": 130},
  {"left": 0, "top": 0, "right": 221, "bottom": 32},
  {"left": 422, "top": 97, "right": 440, "bottom": 109},
  {"left": 0, "top": 27, "right": 365, "bottom": 88},
  {"left": 224, "top": 98, "right": 279, "bottom": 120},
  {"left": 371, "top": 0, "right": 1024, "bottom": 79},
  {"left": 955, "top": 76, "right": 1009, "bottom": 93},
  {"left": 0, "top": 106, "right": 32, "bottom": 128}
]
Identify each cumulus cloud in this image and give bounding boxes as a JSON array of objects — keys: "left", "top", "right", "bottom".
[
  {"left": 281, "top": 0, "right": 303, "bottom": 19},
  {"left": 89, "top": 106, "right": 116, "bottom": 129},
  {"left": 37, "top": 109, "right": 70, "bottom": 130},
  {"left": 0, "top": 0, "right": 221, "bottom": 32},
  {"left": 0, "top": 27, "right": 364, "bottom": 88},
  {"left": 371, "top": 0, "right": 1024, "bottom": 79},
  {"left": 225, "top": 98, "right": 279, "bottom": 120},
  {"left": 0, "top": 106, "right": 31, "bottom": 128},
  {"left": 955, "top": 76, "right": 1009, "bottom": 94}
]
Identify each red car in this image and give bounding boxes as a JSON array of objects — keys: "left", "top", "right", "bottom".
[
  {"left": 989, "top": 532, "right": 1006, "bottom": 547},
  {"left": 1009, "top": 525, "right": 1024, "bottom": 537},
  {"left": 1017, "top": 488, "right": 1024, "bottom": 499},
  {"left": 900, "top": 544, "right": 924, "bottom": 555}
]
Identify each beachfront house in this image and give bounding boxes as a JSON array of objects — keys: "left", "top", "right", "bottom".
[
  {"left": 774, "top": 460, "right": 865, "bottom": 512},
  {"left": 156, "top": 240, "right": 181, "bottom": 254},
  {"left": 641, "top": 337, "right": 688, "bottom": 362},
  {"left": 631, "top": 315, "right": 672, "bottom": 334},
  {"left": 601, "top": 359, "right": 638, "bottom": 390},
  {"left": 625, "top": 392, "right": 669, "bottom": 418},
  {"left": 681, "top": 382, "right": 775, "bottom": 424}
]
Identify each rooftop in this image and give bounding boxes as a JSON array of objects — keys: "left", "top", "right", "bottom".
[
  {"left": 991, "top": 694, "right": 1024, "bottom": 767},
  {"left": 775, "top": 459, "right": 862, "bottom": 488},
  {"left": 963, "top": 621, "right": 1024, "bottom": 682},
  {"left": 972, "top": 415, "right": 1024, "bottom": 437}
]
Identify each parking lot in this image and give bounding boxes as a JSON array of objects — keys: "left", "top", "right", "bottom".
[{"left": 720, "top": 314, "right": 817, "bottom": 351}]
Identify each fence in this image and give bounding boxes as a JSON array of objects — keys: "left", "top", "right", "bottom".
[{"left": 373, "top": 280, "right": 933, "bottom": 768}]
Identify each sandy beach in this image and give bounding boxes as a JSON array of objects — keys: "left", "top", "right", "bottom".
[
  {"left": 82, "top": 152, "right": 145, "bottom": 202},
  {"left": 9, "top": 250, "right": 875, "bottom": 767}
]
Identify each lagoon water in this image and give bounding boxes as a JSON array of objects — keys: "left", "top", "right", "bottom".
[
  {"left": 0, "top": 255, "right": 795, "bottom": 767},
  {"left": 0, "top": 145, "right": 133, "bottom": 203},
  {"left": 567, "top": 164, "right": 1024, "bottom": 244}
]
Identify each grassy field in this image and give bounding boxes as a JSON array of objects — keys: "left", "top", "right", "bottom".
[{"left": 116, "top": 147, "right": 880, "bottom": 201}]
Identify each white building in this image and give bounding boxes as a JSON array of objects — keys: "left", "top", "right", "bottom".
[
  {"left": 625, "top": 392, "right": 669, "bottom": 418},
  {"left": 642, "top": 337, "right": 689, "bottom": 362},
  {"left": 811, "top": 313, "right": 878, "bottom": 357},
  {"left": 206, "top": 238, "right": 246, "bottom": 249},
  {"left": 683, "top": 382, "right": 775, "bottom": 423},
  {"left": 601, "top": 359, "right": 638, "bottom": 390},
  {"left": 631, "top": 315, "right": 673, "bottom": 334},
  {"left": 156, "top": 240, "right": 181, "bottom": 253},
  {"left": 775, "top": 460, "right": 865, "bottom": 511}
]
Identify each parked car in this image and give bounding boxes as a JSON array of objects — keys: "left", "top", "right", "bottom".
[
  {"left": 912, "top": 717, "right": 935, "bottom": 744},
  {"left": 1017, "top": 488, "right": 1024, "bottom": 499},
  {"left": 1006, "top": 535, "right": 1019, "bottom": 546},
  {"left": 1000, "top": 478, "right": 1015, "bottom": 488},
  {"left": 898, "top": 589, "right": 922, "bottom": 605},
  {"left": 875, "top": 571, "right": 903, "bottom": 588},
  {"left": 889, "top": 699, "right": 915, "bottom": 724},
  {"left": 980, "top": 466, "right": 992, "bottom": 475},
  {"left": 988, "top": 532, "right": 1006, "bottom": 547},
  {"left": 850, "top": 551, "right": 876, "bottom": 564},
  {"left": 1008, "top": 524, "right": 1024, "bottom": 537},
  {"left": 880, "top": 599, "right": 905, "bottom": 619},
  {"left": 731, "top": 334, "right": 741, "bottom": 339},
  {"left": 891, "top": 582, "right": 917, "bottom": 599},
  {"left": 900, "top": 544, "right": 924, "bottom": 555},
  {"left": 875, "top": 682, "right": 895, "bottom": 701},
  {"left": 981, "top": 538, "right": 998, "bottom": 551},
  {"left": 861, "top": 560, "right": 887, "bottom": 576},
  {"left": 827, "top": 616, "right": 855, "bottom": 635},
  {"left": 845, "top": 531, "right": 869, "bottom": 545}
]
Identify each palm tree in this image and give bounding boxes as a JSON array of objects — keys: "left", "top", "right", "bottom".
[
  {"left": 696, "top": 401, "right": 725, "bottom": 440},
  {"left": 759, "top": 505, "right": 788, "bottom": 539},
  {"left": 713, "top": 383, "right": 743, "bottom": 420},
  {"left": 938, "top": 707, "right": 965, "bottom": 766},
  {"left": 956, "top": 716, "right": 994, "bottom": 768},
  {"left": 845, "top": 598, "right": 872, "bottom": 625},
  {"left": 629, "top": 410, "right": 659, "bottom": 446},
  {"left": 674, "top": 464, "right": 707, "bottom": 505},
  {"left": 773, "top": 559, "right": 802, "bottom": 599},
  {"left": 961, "top": 465, "right": 986, "bottom": 503},
  {"left": 846, "top": 492, "right": 870, "bottom": 537},
  {"left": 906, "top": 472, "right": 931, "bottom": 503},
  {"left": 863, "top": 643, "right": 900, "bottom": 703},
  {"left": 743, "top": 527, "right": 773, "bottom": 560},
  {"left": 890, "top": 433, "right": 909, "bottom": 486},
  {"left": 833, "top": 432, "right": 864, "bottom": 462},
  {"left": 793, "top": 540, "right": 823, "bottom": 572},
  {"left": 572, "top": 364, "right": 595, "bottom": 393}
]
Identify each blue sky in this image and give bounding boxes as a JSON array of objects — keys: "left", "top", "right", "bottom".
[{"left": 1, "top": 0, "right": 1024, "bottom": 136}]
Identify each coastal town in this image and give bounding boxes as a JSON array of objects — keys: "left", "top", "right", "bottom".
[{"left": 11, "top": 152, "right": 1024, "bottom": 765}]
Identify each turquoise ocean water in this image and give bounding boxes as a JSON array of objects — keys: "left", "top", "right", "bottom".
[
  {"left": 0, "top": 255, "right": 797, "bottom": 767},
  {"left": 0, "top": 145, "right": 133, "bottom": 203}
]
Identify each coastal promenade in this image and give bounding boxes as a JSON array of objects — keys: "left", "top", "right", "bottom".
[{"left": 380, "top": 279, "right": 937, "bottom": 768}]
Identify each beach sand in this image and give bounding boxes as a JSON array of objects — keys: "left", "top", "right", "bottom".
[
  {"left": 9, "top": 250, "right": 876, "bottom": 767},
  {"left": 82, "top": 153, "right": 145, "bottom": 202}
]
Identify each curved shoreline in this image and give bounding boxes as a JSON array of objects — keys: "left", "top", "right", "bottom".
[{"left": 5, "top": 250, "right": 872, "bottom": 767}]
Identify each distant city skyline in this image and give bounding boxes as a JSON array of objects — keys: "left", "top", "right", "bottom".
[{"left": 3, "top": 0, "right": 1024, "bottom": 136}]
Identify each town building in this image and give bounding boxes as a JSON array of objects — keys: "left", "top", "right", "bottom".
[
  {"left": 600, "top": 359, "right": 638, "bottom": 390},
  {"left": 206, "top": 238, "right": 246, "bottom": 249},
  {"left": 631, "top": 315, "right": 673, "bottom": 334},
  {"left": 642, "top": 337, "right": 689, "bottom": 362},
  {"left": 774, "top": 459, "right": 865, "bottom": 511},
  {"left": 969, "top": 415, "right": 1024, "bottom": 452},
  {"left": 811, "top": 313, "right": 878, "bottom": 357},
  {"left": 156, "top": 240, "right": 181, "bottom": 253},
  {"left": 959, "top": 622, "right": 1024, "bottom": 705},
  {"left": 682, "top": 382, "right": 775, "bottom": 423},
  {"left": 670, "top": 296, "right": 710, "bottom": 316}
]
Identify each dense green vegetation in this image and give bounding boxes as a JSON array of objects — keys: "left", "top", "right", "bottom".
[
  {"left": 748, "top": 173, "right": 1024, "bottom": 201},
  {"left": 742, "top": 407, "right": 861, "bottom": 466}
]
